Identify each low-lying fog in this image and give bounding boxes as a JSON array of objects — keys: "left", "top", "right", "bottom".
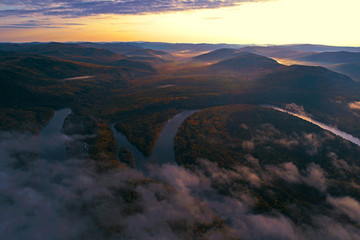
[
  {"left": 1, "top": 107, "right": 360, "bottom": 240},
  {"left": 270, "top": 106, "right": 360, "bottom": 147},
  {"left": 63, "top": 76, "right": 94, "bottom": 81}
]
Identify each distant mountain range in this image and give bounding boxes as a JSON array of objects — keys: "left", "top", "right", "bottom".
[
  {"left": 188, "top": 48, "right": 355, "bottom": 95},
  {"left": 283, "top": 44, "right": 360, "bottom": 52},
  {"left": 0, "top": 42, "right": 174, "bottom": 68},
  {"left": 258, "top": 64, "right": 354, "bottom": 90},
  {"left": 2, "top": 41, "right": 360, "bottom": 240},
  {"left": 0, "top": 42, "right": 124, "bottom": 65},
  {"left": 209, "top": 52, "right": 282, "bottom": 73},
  {"left": 238, "top": 46, "right": 312, "bottom": 59},
  {"left": 87, "top": 42, "right": 360, "bottom": 53},
  {"left": 298, "top": 51, "right": 360, "bottom": 64},
  {"left": 0, "top": 49, "right": 156, "bottom": 106},
  {"left": 1, "top": 42, "right": 359, "bottom": 107},
  {"left": 193, "top": 48, "right": 245, "bottom": 62},
  {"left": 189, "top": 45, "right": 360, "bottom": 82},
  {"left": 331, "top": 62, "right": 360, "bottom": 82}
]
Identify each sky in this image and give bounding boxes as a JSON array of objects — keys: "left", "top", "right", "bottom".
[{"left": 0, "top": 0, "right": 360, "bottom": 46}]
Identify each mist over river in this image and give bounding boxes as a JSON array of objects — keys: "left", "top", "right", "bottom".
[
  {"left": 38, "top": 108, "right": 71, "bottom": 160},
  {"left": 270, "top": 106, "right": 360, "bottom": 147}
]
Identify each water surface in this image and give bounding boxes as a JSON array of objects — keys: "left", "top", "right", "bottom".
[
  {"left": 270, "top": 106, "right": 360, "bottom": 147},
  {"left": 38, "top": 108, "right": 72, "bottom": 160},
  {"left": 63, "top": 76, "right": 94, "bottom": 81},
  {"left": 112, "top": 110, "right": 198, "bottom": 172}
]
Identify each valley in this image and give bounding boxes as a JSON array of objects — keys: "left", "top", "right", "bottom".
[{"left": 2, "top": 42, "right": 360, "bottom": 239}]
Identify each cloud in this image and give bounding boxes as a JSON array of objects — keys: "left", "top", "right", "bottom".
[
  {"left": 242, "top": 140, "right": 255, "bottom": 151},
  {"left": 1, "top": 123, "right": 359, "bottom": 240},
  {"left": 0, "top": 24, "right": 60, "bottom": 29},
  {"left": 148, "top": 161, "right": 302, "bottom": 239},
  {"left": 303, "top": 163, "right": 327, "bottom": 192},
  {"left": 302, "top": 216, "right": 360, "bottom": 240},
  {"left": 285, "top": 103, "right": 309, "bottom": 116},
  {"left": 265, "top": 161, "right": 328, "bottom": 192},
  {"left": 266, "top": 162, "right": 301, "bottom": 183},
  {"left": 149, "top": 159, "right": 360, "bottom": 240},
  {"left": 329, "top": 152, "right": 360, "bottom": 175},
  {"left": 301, "top": 133, "right": 326, "bottom": 155},
  {"left": 245, "top": 122, "right": 330, "bottom": 155},
  {"left": 0, "top": 0, "right": 269, "bottom": 18},
  {"left": 235, "top": 165, "right": 262, "bottom": 187},
  {"left": 328, "top": 196, "right": 360, "bottom": 225},
  {"left": 0, "top": 132, "right": 240, "bottom": 239},
  {"left": 348, "top": 101, "right": 360, "bottom": 110},
  {"left": 203, "top": 17, "right": 223, "bottom": 20},
  {"left": 0, "top": 20, "right": 84, "bottom": 29}
]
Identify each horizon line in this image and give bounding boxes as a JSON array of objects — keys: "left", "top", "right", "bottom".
[{"left": 1, "top": 41, "right": 360, "bottom": 48}]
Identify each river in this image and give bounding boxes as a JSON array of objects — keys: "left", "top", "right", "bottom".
[
  {"left": 269, "top": 106, "right": 360, "bottom": 147},
  {"left": 38, "top": 108, "right": 72, "bottom": 160},
  {"left": 112, "top": 110, "right": 198, "bottom": 172},
  {"left": 40, "top": 105, "right": 360, "bottom": 171}
]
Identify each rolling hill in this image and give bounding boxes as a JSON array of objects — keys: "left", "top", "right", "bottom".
[
  {"left": 79, "top": 43, "right": 175, "bottom": 64},
  {"left": 3, "top": 42, "right": 360, "bottom": 240},
  {"left": 193, "top": 48, "right": 245, "bottom": 62},
  {"left": 208, "top": 52, "right": 282, "bottom": 73},
  {"left": 258, "top": 64, "right": 354, "bottom": 89},
  {"left": 0, "top": 51, "right": 156, "bottom": 106},
  {"left": 284, "top": 44, "right": 360, "bottom": 52},
  {"left": 175, "top": 104, "right": 360, "bottom": 228},
  {"left": 124, "top": 48, "right": 172, "bottom": 58},
  {"left": 239, "top": 46, "right": 313, "bottom": 59},
  {"left": 331, "top": 62, "right": 360, "bottom": 82},
  {"left": 0, "top": 42, "right": 158, "bottom": 71},
  {"left": 298, "top": 51, "right": 360, "bottom": 64},
  {"left": 11, "top": 42, "right": 125, "bottom": 65},
  {"left": 119, "top": 48, "right": 176, "bottom": 64},
  {"left": 79, "top": 42, "right": 144, "bottom": 54}
]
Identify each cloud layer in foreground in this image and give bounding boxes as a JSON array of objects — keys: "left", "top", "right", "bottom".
[
  {"left": 1, "top": 129, "right": 360, "bottom": 240},
  {"left": 0, "top": 0, "right": 266, "bottom": 17}
]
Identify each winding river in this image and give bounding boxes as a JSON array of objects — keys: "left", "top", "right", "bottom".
[
  {"left": 269, "top": 106, "right": 360, "bottom": 147},
  {"left": 112, "top": 110, "right": 198, "bottom": 172},
  {"left": 39, "top": 105, "right": 360, "bottom": 171},
  {"left": 38, "top": 108, "right": 72, "bottom": 160}
]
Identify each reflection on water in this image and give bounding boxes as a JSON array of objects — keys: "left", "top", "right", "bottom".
[
  {"left": 156, "top": 84, "right": 175, "bottom": 89},
  {"left": 38, "top": 108, "right": 72, "bottom": 160},
  {"left": 270, "top": 106, "right": 360, "bottom": 147},
  {"left": 112, "top": 110, "right": 198, "bottom": 172},
  {"left": 63, "top": 76, "right": 94, "bottom": 81}
]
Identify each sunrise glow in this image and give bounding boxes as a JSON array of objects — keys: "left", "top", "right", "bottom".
[{"left": 1, "top": 0, "right": 360, "bottom": 46}]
